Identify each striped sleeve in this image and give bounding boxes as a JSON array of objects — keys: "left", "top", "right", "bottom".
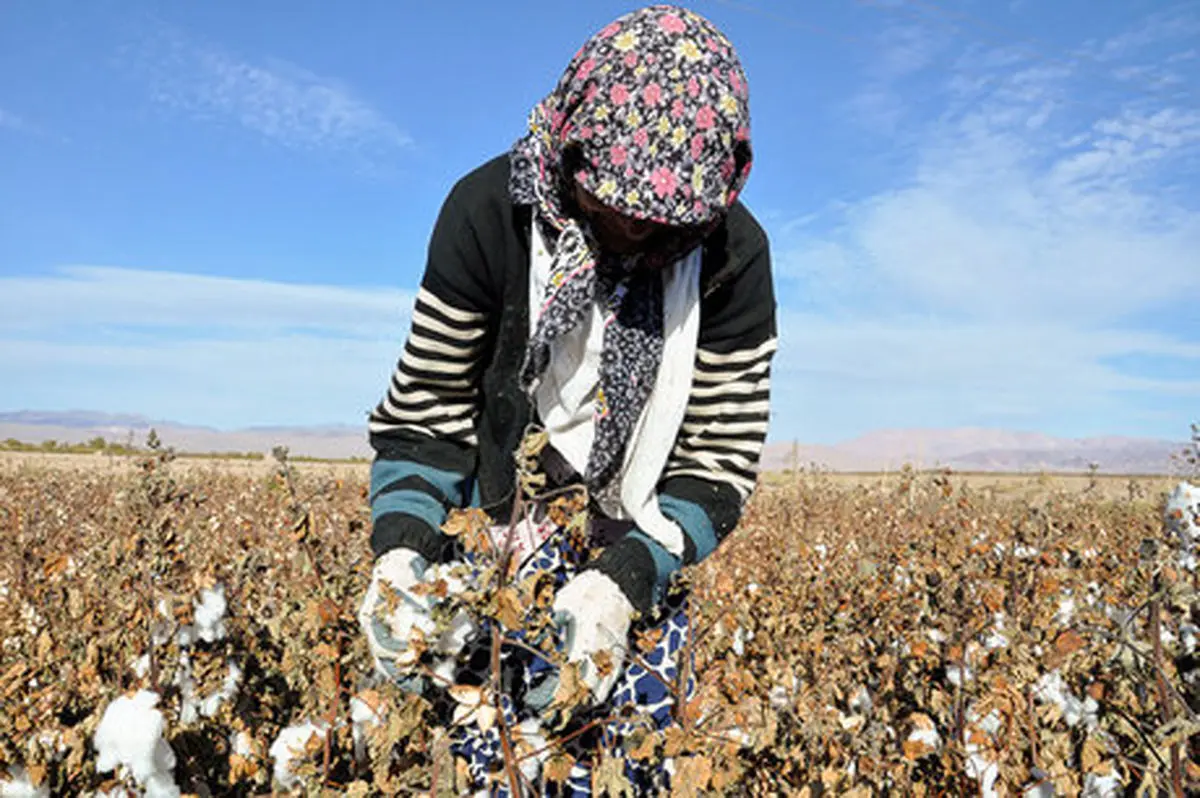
[
  {"left": 367, "top": 183, "right": 497, "bottom": 564},
  {"left": 592, "top": 222, "right": 777, "bottom": 612},
  {"left": 369, "top": 287, "right": 488, "bottom": 445}
]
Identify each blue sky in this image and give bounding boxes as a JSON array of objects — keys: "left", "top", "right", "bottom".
[{"left": 1, "top": 0, "right": 1197, "bottom": 444}]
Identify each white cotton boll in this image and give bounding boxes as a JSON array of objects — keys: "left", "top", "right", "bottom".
[
  {"left": 1082, "top": 770, "right": 1123, "bottom": 798},
  {"left": 849, "top": 685, "right": 872, "bottom": 715},
  {"left": 425, "top": 563, "right": 471, "bottom": 598},
  {"left": 926, "top": 628, "right": 947, "bottom": 644},
  {"left": 230, "top": 730, "right": 253, "bottom": 758},
  {"left": 1032, "top": 671, "right": 1098, "bottom": 731},
  {"left": 946, "top": 664, "right": 973, "bottom": 687},
  {"left": 1107, "top": 605, "right": 1133, "bottom": 628},
  {"left": 1181, "top": 622, "right": 1198, "bottom": 655},
  {"left": 814, "top": 544, "right": 828, "bottom": 559},
  {"left": 1033, "top": 672, "right": 1068, "bottom": 712},
  {"left": 1, "top": 766, "right": 50, "bottom": 798},
  {"left": 906, "top": 717, "right": 942, "bottom": 753},
  {"left": 350, "top": 694, "right": 385, "bottom": 762},
  {"left": 192, "top": 585, "right": 228, "bottom": 644},
  {"left": 93, "top": 690, "right": 180, "bottom": 798},
  {"left": 1066, "top": 695, "right": 1099, "bottom": 732},
  {"left": 142, "top": 772, "right": 183, "bottom": 798},
  {"left": 174, "top": 654, "right": 200, "bottom": 726},
  {"left": 965, "top": 707, "right": 1004, "bottom": 738},
  {"left": 962, "top": 707, "right": 1002, "bottom": 798},
  {"left": 33, "top": 729, "right": 66, "bottom": 760},
  {"left": 983, "top": 613, "right": 1008, "bottom": 650},
  {"left": 513, "top": 718, "right": 550, "bottom": 784},
  {"left": 150, "top": 613, "right": 173, "bottom": 647},
  {"left": 131, "top": 654, "right": 151, "bottom": 679},
  {"left": 1054, "top": 596, "right": 1075, "bottom": 627},
  {"left": 1164, "top": 482, "right": 1198, "bottom": 546},
  {"left": 723, "top": 726, "right": 753, "bottom": 748},
  {"left": 768, "top": 684, "right": 791, "bottom": 712},
  {"left": 965, "top": 753, "right": 999, "bottom": 798},
  {"left": 1023, "top": 781, "right": 1055, "bottom": 798},
  {"left": 21, "top": 604, "right": 43, "bottom": 636},
  {"left": 269, "top": 721, "right": 327, "bottom": 790},
  {"left": 732, "top": 626, "right": 747, "bottom": 656}
]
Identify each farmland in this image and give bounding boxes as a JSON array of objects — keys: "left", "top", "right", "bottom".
[{"left": 0, "top": 450, "right": 1196, "bottom": 795}]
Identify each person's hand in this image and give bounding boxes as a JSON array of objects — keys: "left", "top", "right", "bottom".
[
  {"left": 358, "top": 548, "right": 477, "bottom": 692},
  {"left": 525, "top": 570, "right": 634, "bottom": 715}
]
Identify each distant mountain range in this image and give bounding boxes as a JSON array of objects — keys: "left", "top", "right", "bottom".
[
  {"left": 0, "top": 411, "right": 1191, "bottom": 473},
  {"left": 759, "top": 428, "right": 1190, "bottom": 475},
  {"left": 0, "top": 410, "right": 371, "bottom": 460}
]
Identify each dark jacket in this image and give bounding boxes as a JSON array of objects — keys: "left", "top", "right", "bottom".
[{"left": 367, "top": 154, "right": 777, "bottom": 611}]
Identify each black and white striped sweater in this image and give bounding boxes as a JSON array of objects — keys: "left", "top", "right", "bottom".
[{"left": 368, "top": 154, "right": 777, "bottom": 612}]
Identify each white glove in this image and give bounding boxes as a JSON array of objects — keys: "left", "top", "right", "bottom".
[
  {"left": 526, "top": 570, "right": 634, "bottom": 713},
  {"left": 358, "top": 549, "right": 478, "bottom": 690}
]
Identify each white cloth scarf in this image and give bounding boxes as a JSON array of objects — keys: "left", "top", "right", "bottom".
[{"left": 528, "top": 220, "right": 700, "bottom": 558}]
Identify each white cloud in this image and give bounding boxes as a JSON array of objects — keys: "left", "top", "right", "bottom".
[
  {"left": 771, "top": 7, "right": 1200, "bottom": 441},
  {"left": 126, "top": 25, "right": 411, "bottom": 160},
  {"left": 1085, "top": 7, "right": 1200, "bottom": 62},
  {"left": 0, "top": 108, "right": 32, "bottom": 133},
  {"left": 0, "top": 107, "right": 63, "bottom": 141},
  {"left": 0, "top": 268, "right": 415, "bottom": 427},
  {"left": 842, "top": 22, "right": 945, "bottom": 132},
  {"left": 0, "top": 266, "right": 411, "bottom": 337}
]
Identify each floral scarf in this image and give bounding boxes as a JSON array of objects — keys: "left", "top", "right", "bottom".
[{"left": 510, "top": 4, "right": 753, "bottom": 494}]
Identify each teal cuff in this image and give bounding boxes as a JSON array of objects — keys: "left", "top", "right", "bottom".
[
  {"left": 627, "top": 529, "right": 683, "bottom": 607},
  {"left": 370, "top": 459, "right": 465, "bottom": 505},
  {"left": 659, "top": 495, "right": 717, "bottom": 564},
  {"left": 371, "top": 489, "right": 447, "bottom": 533}
]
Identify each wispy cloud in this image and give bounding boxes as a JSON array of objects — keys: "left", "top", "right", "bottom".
[
  {"left": 125, "top": 25, "right": 411, "bottom": 163},
  {"left": 0, "top": 108, "right": 33, "bottom": 133},
  {"left": 843, "top": 22, "right": 944, "bottom": 132},
  {"left": 775, "top": 6, "right": 1200, "bottom": 442},
  {"left": 0, "top": 268, "right": 414, "bottom": 427},
  {"left": 0, "top": 107, "right": 64, "bottom": 141},
  {"left": 1085, "top": 6, "right": 1200, "bottom": 62}
]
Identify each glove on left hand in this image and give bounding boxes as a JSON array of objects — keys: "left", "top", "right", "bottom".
[{"left": 525, "top": 570, "right": 635, "bottom": 714}]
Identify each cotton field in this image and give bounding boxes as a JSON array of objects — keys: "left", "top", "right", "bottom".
[{"left": 0, "top": 452, "right": 1196, "bottom": 795}]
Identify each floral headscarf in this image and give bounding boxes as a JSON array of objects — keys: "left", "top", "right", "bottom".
[{"left": 511, "top": 4, "right": 753, "bottom": 495}]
